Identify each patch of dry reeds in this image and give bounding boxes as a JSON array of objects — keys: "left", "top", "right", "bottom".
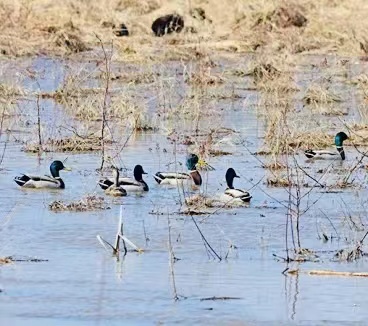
[
  {"left": 49, "top": 195, "right": 109, "bottom": 212},
  {"left": 24, "top": 135, "right": 108, "bottom": 153}
]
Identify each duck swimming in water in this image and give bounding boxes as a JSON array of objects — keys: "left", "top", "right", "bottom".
[
  {"left": 153, "top": 153, "right": 202, "bottom": 186},
  {"left": 103, "top": 166, "right": 127, "bottom": 197},
  {"left": 14, "top": 160, "right": 71, "bottom": 189},
  {"left": 304, "top": 132, "right": 348, "bottom": 160},
  {"left": 223, "top": 168, "right": 252, "bottom": 203},
  {"left": 99, "top": 165, "right": 149, "bottom": 193}
]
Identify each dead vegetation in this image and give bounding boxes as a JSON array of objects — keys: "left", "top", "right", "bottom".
[
  {"left": 186, "top": 71, "right": 224, "bottom": 86},
  {"left": 303, "top": 85, "right": 342, "bottom": 106},
  {"left": 250, "top": 63, "right": 280, "bottom": 83},
  {"left": 49, "top": 195, "right": 109, "bottom": 212},
  {"left": 0, "top": 83, "right": 26, "bottom": 98},
  {"left": 54, "top": 32, "right": 90, "bottom": 53},
  {"left": 287, "top": 269, "right": 368, "bottom": 277},
  {"left": 0, "top": 257, "right": 13, "bottom": 265},
  {"left": 24, "top": 135, "right": 108, "bottom": 153},
  {"left": 261, "top": 115, "right": 334, "bottom": 156},
  {"left": 262, "top": 161, "right": 287, "bottom": 170},
  {"left": 267, "top": 177, "right": 292, "bottom": 188},
  {"left": 184, "top": 194, "right": 216, "bottom": 210},
  {"left": 1, "top": 0, "right": 368, "bottom": 58}
]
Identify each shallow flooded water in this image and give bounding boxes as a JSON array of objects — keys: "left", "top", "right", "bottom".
[{"left": 1, "top": 55, "right": 368, "bottom": 325}]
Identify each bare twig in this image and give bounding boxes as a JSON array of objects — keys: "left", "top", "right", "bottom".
[
  {"left": 95, "top": 35, "right": 113, "bottom": 170},
  {"left": 200, "top": 296, "right": 241, "bottom": 301},
  {"left": 97, "top": 206, "right": 141, "bottom": 256},
  {"left": 191, "top": 215, "right": 221, "bottom": 261},
  {"left": 168, "top": 215, "right": 179, "bottom": 301},
  {"left": 319, "top": 209, "right": 340, "bottom": 239},
  {"left": 288, "top": 269, "right": 368, "bottom": 277},
  {"left": 36, "top": 94, "right": 42, "bottom": 154}
]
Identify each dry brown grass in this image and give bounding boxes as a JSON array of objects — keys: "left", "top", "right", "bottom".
[
  {"left": 42, "top": 64, "right": 157, "bottom": 134},
  {"left": 24, "top": 135, "right": 107, "bottom": 153},
  {"left": 253, "top": 49, "right": 354, "bottom": 158},
  {"left": 267, "top": 176, "right": 292, "bottom": 187},
  {"left": 303, "top": 84, "right": 342, "bottom": 106},
  {"left": 261, "top": 123, "right": 337, "bottom": 156},
  {"left": 0, "top": 257, "right": 13, "bottom": 264},
  {"left": 185, "top": 194, "right": 215, "bottom": 209},
  {"left": 49, "top": 195, "right": 108, "bottom": 212},
  {"left": 262, "top": 161, "right": 287, "bottom": 170},
  {"left": 0, "top": 83, "right": 26, "bottom": 97},
  {"left": 1, "top": 0, "right": 368, "bottom": 59}
]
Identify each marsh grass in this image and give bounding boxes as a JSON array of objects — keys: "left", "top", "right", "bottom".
[
  {"left": 184, "top": 194, "right": 215, "bottom": 210},
  {"left": 262, "top": 125, "right": 336, "bottom": 156},
  {"left": 23, "top": 135, "right": 108, "bottom": 153},
  {"left": 303, "top": 84, "right": 342, "bottom": 106},
  {"left": 49, "top": 195, "right": 108, "bottom": 212},
  {"left": 0, "top": 257, "right": 13, "bottom": 264},
  {"left": 267, "top": 176, "right": 292, "bottom": 187},
  {"left": 45, "top": 60, "right": 157, "bottom": 136},
  {"left": 253, "top": 51, "right": 352, "bottom": 160},
  {"left": 185, "top": 69, "right": 224, "bottom": 87},
  {"left": 110, "top": 71, "right": 158, "bottom": 84},
  {"left": 183, "top": 193, "right": 247, "bottom": 214},
  {"left": 0, "top": 83, "right": 26, "bottom": 98},
  {"left": 2, "top": 0, "right": 368, "bottom": 59},
  {"left": 262, "top": 161, "right": 287, "bottom": 170}
]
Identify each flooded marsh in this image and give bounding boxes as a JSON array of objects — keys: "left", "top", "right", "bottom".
[{"left": 2, "top": 4, "right": 368, "bottom": 323}]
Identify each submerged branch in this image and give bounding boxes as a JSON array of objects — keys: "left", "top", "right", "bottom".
[
  {"left": 288, "top": 269, "right": 368, "bottom": 277},
  {"left": 191, "top": 215, "right": 222, "bottom": 261}
]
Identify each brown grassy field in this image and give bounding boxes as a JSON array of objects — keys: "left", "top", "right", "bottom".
[{"left": 1, "top": 0, "right": 368, "bottom": 59}]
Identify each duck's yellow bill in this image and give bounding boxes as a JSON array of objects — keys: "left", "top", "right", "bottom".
[
  {"left": 196, "top": 159, "right": 215, "bottom": 171},
  {"left": 63, "top": 167, "right": 72, "bottom": 171}
]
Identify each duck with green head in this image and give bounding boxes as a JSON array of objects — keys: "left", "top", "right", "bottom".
[
  {"left": 304, "top": 132, "right": 348, "bottom": 160},
  {"left": 99, "top": 165, "right": 149, "bottom": 193},
  {"left": 223, "top": 168, "right": 252, "bottom": 203},
  {"left": 153, "top": 153, "right": 202, "bottom": 186},
  {"left": 14, "top": 160, "right": 71, "bottom": 189}
]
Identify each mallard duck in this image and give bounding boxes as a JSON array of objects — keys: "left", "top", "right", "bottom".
[
  {"left": 14, "top": 160, "right": 71, "bottom": 189},
  {"left": 152, "top": 14, "right": 184, "bottom": 37},
  {"left": 223, "top": 168, "right": 252, "bottom": 203},
  {"left": 103, "top": 167, "right": 127, "bottom": 197},
  {"left": 304, "top": 132, "right": 348, "bottom": 160},
  {"left": 99, "top": 165, "right": 148, "bottom": 192},
  {"left": 153, "top": 153, "right": 202, "bottom": 186}
]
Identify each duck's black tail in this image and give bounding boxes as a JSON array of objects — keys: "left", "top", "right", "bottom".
[
  {"left": 98, "top": 179, "right": 114, "bottom": 190},
  {"left": 241, "top": 193, "right": 252, "bottom": 203},
  {"left": 14, "top": 175, "right": 30, "bottom": 187},
  {"left": 153, "top": 173, "right": 163, "bottom": 184}
]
